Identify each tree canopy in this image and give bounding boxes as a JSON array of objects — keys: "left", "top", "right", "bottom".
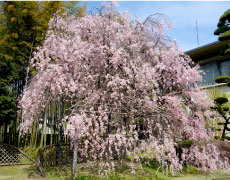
[
  {"left": 19, "top": 2, "right": 229, "bottom": 175},
  {"left": 213, "top": 9, "right": 230, "bottom": 140},
  {"left": 0, "top": 1, "right": 86, "bottom": 143},
  {"left": 214, "top": 9, "right": 230, "bottom": 55}
]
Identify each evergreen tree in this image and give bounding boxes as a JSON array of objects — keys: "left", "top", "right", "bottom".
[
  {"left": 0, "top": 55, "right": 17, "bottom": 143},
  {"left": 212, "top": 10, "right": 230, "bottom": 139},
  {"left": 212, "top": 96, "right": 230, "bottom": 140},
  {"left": 214, "top": 9, "right": 230, "bottom": 55}
]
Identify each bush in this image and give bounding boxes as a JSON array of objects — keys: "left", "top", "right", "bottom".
[
  {"left": 214, "top": 97, "right": 228, "bottom": 106},
  {"left": 215, "top": 76, "right": 230, "bottom": 84}
]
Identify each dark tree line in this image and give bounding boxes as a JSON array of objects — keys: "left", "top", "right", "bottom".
[{"left": 0, "top": 1, "right": 86, "bottom": 145}]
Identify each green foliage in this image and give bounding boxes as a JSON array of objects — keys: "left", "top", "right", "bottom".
[
  {"left": 217, "top": 9, "right": 230, "bottom": 27},
  {"left": 62, "top": 1, "right": 86, "bottom": 17},
  {"left": 209, "top": 89, "right": 230, "bottom": 141},
  {"left": 223, "top": 135, "right": 230, "bottom": 140},
  {"left": 209, "top": 89, "right": 230, "bottom": 111},
  {"left": 127, "top": 153, "right": 160, "bottom": 170},
  {"left": 1, "top": 163, "right": 230, "bottom": 180},
  {"left": 0, "top": 81, "right": 17, "bottom": 126},
  {"left": 214, "top": 9, "right": 230, "bottom": 55},
  {"left": 0, "top": 55, "right": 17, "bottom": 128},
  {"left": 0, "top": 1, "right": 85, "bottom": 68},
  {"left": 214, "top": 135, "right": 221, "bottom": 140},
  {"left": 0, "top": 1, "right": 86, "bottom": 144},
  {"left": 214, "top": 26, "right": 230, "bottom": 35},
  {"left": 211, "top": 127, "right": 220, "bottom": 131},
  {"left": 177, "top": 140, "right": 193, "bottom": 149},
  {"left": 23, "top": 146, "right": 40, "bottom": 159},
  {"left": 211, "top": 88, "right": 230, "bottom": 141},
  {"left": 209, "top": 88, "right": 228, "bottom": 100},
  {"left": 182, "top": 165, "right": 199, "bottom": 174},
  {"left": 219, "top": 31, "right": 230, "bottom": 41},
  {"left": 214, "top": 97, "right": 228, "bottom": 106},
  {"left": 222, "top": 107, "right": 229, "bottom": 111},
  {"left": 215, "top": 76, "right": 230, "bottom": 84},
  {"left": 224, "top": 47, "right": 230, "bottom": 55}
]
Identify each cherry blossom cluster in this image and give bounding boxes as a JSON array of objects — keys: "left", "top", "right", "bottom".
[{"left": 19, "top": 2, "right": 228, "bottom": 174}]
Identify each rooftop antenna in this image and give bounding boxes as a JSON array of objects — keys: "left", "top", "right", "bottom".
[{"left": 196, "top": 19, "right": 199, "bottom": 47}]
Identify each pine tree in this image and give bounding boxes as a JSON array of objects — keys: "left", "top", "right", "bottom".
[
  {"left": 212, "top": 96, "right": 230, "bottom": 140},
  {"left": 212, "top": 10, "right": 230, "bottom": 137},
  {"left": 214, "top": 9, "right": 230, "bottom": 55}
]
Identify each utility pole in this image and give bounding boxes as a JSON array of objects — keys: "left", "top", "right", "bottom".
[{"left": 196, "top": 19, "right": 199, "bottom": 47}]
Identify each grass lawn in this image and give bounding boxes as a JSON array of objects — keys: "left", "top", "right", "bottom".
[{"left": 0, "top": 164, "right": 230, "bottom": 180}]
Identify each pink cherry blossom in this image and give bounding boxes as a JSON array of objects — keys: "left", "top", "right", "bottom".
[{"left": 19, "top": 2, "right": 229, "bottom": 174}]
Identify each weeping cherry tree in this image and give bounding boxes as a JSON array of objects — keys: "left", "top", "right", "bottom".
[{"left": 19, "top": 2, "right": 230, "bottom": 176}]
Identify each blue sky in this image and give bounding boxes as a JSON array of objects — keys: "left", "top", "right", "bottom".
[{"left": 80, "top": 1, "right": 230, "bottom": 52}]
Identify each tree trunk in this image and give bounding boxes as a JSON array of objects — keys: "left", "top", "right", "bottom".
[
  {"left": 50, "top": 103, "right": 54, "bottom": 145},
  {"left": 30, "top": 121, "right": 36, "bottom": 148},
  {"left": 44, "top": 109, "right": 47, "bottom": 146},
  {"left": 33, "top": 122, "right": 38, "bottom": 148},
  {"left": 72, "top": 128, "right": 77, "bottom": 179},
  {"left": 3, "top": 122, "right": 8, "bottom": 143},
  {"left": 58, "top": 98, "right": 64, "bottom": 165},
  {"left": 40, "top": 110, "right": 47, "bottom": 148},
  {"left": 222, "top": 119, "right": 229, "bottom": 140}
]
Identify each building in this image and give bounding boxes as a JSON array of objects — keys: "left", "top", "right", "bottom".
[
  {"left": 186, "top": 40, "right": 230, "bottom": 92},
  {"left": 186, "top": 41, "right": 230, "bottom": 139}
]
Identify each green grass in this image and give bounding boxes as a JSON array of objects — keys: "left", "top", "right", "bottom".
[
  {"left": 1, "top": 163, "right": 230, "bottom": 180},
  {"left": 22, "top": 146, "right": 40, "bottom": 160}
]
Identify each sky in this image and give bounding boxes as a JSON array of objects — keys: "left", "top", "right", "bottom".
[{"left": 80, "top": 1, "right": 230, "bottom": 52}]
